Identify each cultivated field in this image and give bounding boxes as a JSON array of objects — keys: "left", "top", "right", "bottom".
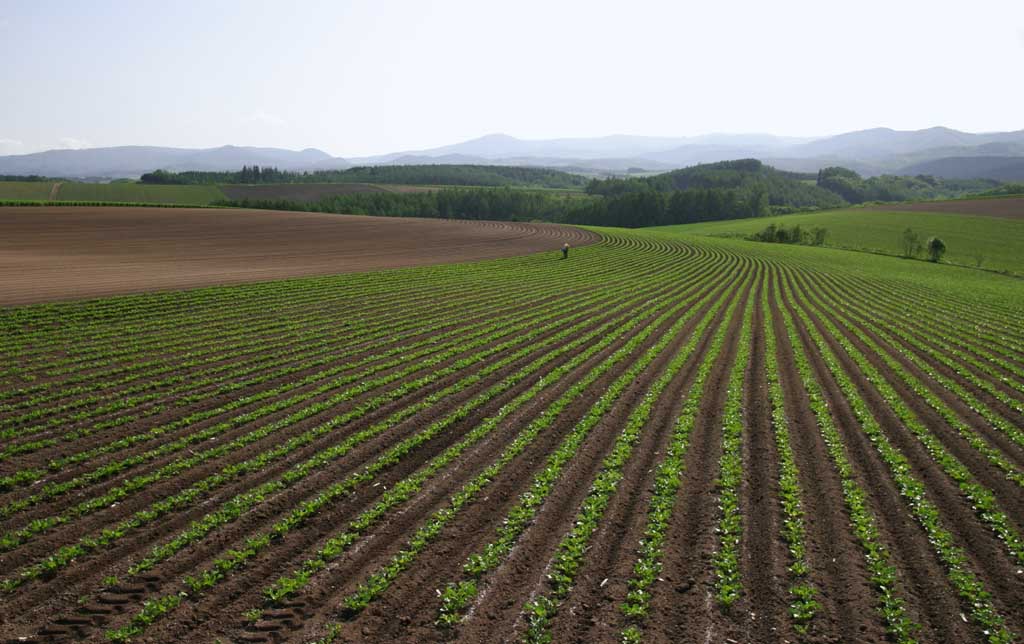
[
  {"left": 662, "top": 206, "right": 1024, "bottom": 275},
  {"left": 871, "top": 196, "right": 1024, "bottom": 219},
  {"left": 0, "top": 225, "right": 1021, "bottom": 644},
  {"left": 0, "top": 207, "right": 594, "bottom": 305}
]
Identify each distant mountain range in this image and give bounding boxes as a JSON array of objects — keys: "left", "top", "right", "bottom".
[
  {"left": 0, "top": 145, "right": 350, "bottom": 178},
  {"left": 2, "top": 127, "right": 1023, "bottom": 180}
]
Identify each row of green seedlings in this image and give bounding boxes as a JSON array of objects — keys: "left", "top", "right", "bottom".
[
  {"left": 0, "top": 239, "right": 658, "bottom": 440},
  {"left": 0, "top": 288, "right": 514, "bottom": 454},
  {"left": 0, "top": 272, "right": 619, "bottom": 498},
  {"left": 810, "top": 269, "right": 1024, "bottom": 376},
  {"left": 0, "top": 239, "right": 638, "bottom": 402},
  {"left": 788, "top": 270, "right": 1024, "bottom": 566},
  {"left": 0, "top": 253, "right": 612, "bottom": 438},
  {"left": 194, "top": 256, "right": 730, "bottom": 610},
  {"left": 805, "top": 269, "right": 1024, "bottom": 470},
  {"left": 123, "top": 277, "right": 699, "bottom": 582},
  {"left": 0, "top": 239, "right": 618, "bottom": 389},
  {"left": 6, "top": 238, "right": 696, "bottom": 468},
  {"left": 772, "top": 275, "right": 920, "bottom": 643},
  {"left": 837, "top": 273, "right": 1024, "bottom": 385},
  {"left": 0, "top": 265, "right": 430, "bottom": 376},
  {"left": 3, "top": 286, "right": 637, "bottom": 595},
  {"left": 760, "top": 283, "right": 819, "bottom": 633},
  {"left": 271, "top": 279, "right": 720, "bottom": 614},
  {"left": 815, "top": 272, "right": 1024, "bottom": 442},
  {"left": 837, "top": 267, "right": 1024, "bottom": 349},
  {"left": 520, "top": 273, "right": 753, "bottom": 644},
  {"left": 0, "top": 249, "right": 692, "bottom": 507},
  {"left": 0, "top": 233, "right": 613, "bottom": 357},
  {"left": 0, "top": 270, "right": 611, "bottom": 474},
  {"left": 10, "top": 251, "right": 707, "bottom": 587},
  {"left": 0, "top": 278, "right": 644, "bottom": 554},
  {"left": 328, "top": 264, "right": 747, "bottom": 641},
  {"left": 709, "top": 281, "right": 757, "bottom": 608},
  {"left": 0, "top": 295, "right": 571, "bottom": 517},
  {"left": 101, "top": 270, "right": 708, "bottom": 642},
  {"left": 616, "top": 271, "right": 749, "bottom": 642},
  {"left": 0, "top": 273, "right": 511, "bottom": 418},
  {"left": 780, "top": 275, "right": 1016, "bottom": 644},
  {"left": 396, "top": 266, "right": 742, "bottom": 629}
]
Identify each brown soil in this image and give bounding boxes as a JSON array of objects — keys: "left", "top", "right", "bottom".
[
  {"left": 0, "top": 207, "right": 597, "bottom": 305},
  {"left": 867, "top": 196, "right": 1024, "bottom": 219}
]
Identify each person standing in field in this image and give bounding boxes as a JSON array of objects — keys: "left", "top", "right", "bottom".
[{"left": 561, "top": 242, "right": 570, "bottom": 259}]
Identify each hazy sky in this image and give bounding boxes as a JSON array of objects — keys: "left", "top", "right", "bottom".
[{"left": 2, "top": 0, "right": 1022, "bottom": 157}]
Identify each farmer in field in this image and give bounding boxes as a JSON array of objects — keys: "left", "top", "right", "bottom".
[{"left": 561, "top": 242, "right": 570, "bottom": 259}]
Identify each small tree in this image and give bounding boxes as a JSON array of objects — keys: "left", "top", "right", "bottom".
[
  {"left": 811, "top": 227, "right": 828, "bottom": 246},
  {"left": 927, "top": 237, "right": 946, "bottom": 262},
  {"left": 900, "top": 227, "right": 922, "bottom": 258}
]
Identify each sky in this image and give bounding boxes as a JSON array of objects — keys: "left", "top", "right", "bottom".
[{"left": 1, "top": 0, "right": 1022, "bottom": 158}]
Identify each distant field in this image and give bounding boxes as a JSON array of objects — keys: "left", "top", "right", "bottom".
[
  {"left": 0, "top": 181, "right": 58, "bottom": 200},
  {"left": 868, "top": 196, "right": 1024, "bottom": 219},
  {"left": 656, "top": 208, "right": 1024, "bottom": 275},
  {"left": 220, "top": 183, "right": 392, "bottom": 202},
  {"left": 55, "top": 183, "right": 226, "bottom": 204}
]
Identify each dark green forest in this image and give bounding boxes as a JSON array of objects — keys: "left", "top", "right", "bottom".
[
  {"left": 815, "top": 166, "right": 999, "bottom": 203},
  {"left": 210, "top": 159, "right": 1016, "bottom": 228},
  {"left": 140, "top": 165, "right": 587, "bottom": 189},
  {"left": 215, "top": 188, "right": 592, "bottom": 222}
]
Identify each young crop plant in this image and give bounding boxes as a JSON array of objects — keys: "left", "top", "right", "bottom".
[
  {"left": 99, "top": 277, "right": 710, "bottom": 640},
  {"left": 711, "top": 289, "right": 756, "bottom": 608},
  {"left": 760, "top": 285, "right": 818, "bottom": 634},
  {"left": 780, "top": 274, "right": 1016, "bottom": 644},
  {"left": 520, "top": 270, "right": 755, "bottom": 644},
  {"left": 618, "top": 274, "right": 747, "bottom": 640},
  {"left": 335, "top": 267, "right": 742, "bottom": 621},
  {"left": 433, "top": 272, "right": 745, "bottom": 631},
  {"left": 773, "top": 274, "right": 920, "bottom": 644},
  {"left": 3, "top": 297, "right": 633, "bottom": 591},
  {"left": 789, "top": 269, "right": 1024, "bottom": 566}
]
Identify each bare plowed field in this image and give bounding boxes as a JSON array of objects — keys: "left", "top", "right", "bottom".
[
  {"left": 0, "top": 227, "right": 1022, "bottom": 644},
  {"left": 0, "top": 207, "right": 596, "bottom": 305},
  {"left": 870, "top": 196, "right": 1024, "bottom": 219}
]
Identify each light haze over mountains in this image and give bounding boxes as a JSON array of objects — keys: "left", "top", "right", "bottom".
[{"left": 2, "top": 127, "right": 1023, "bottom": 181}]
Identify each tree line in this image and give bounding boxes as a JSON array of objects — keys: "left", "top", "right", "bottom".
[
  {"left": 140, "top": 165, "right": 587, "bottom": 189},
  {"left": 815, "top": 166, "right": 998, "bottom": 203}
]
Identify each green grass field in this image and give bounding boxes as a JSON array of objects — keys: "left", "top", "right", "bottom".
[
  {"left": 54, "top": 183, "right": 226, "bottom": 205},
  {"left": 0, "top": 182, "right": 58, "bottom": 200},
  {"left": 654, "top": 208, "right": 1024, "bottom": 276}
]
